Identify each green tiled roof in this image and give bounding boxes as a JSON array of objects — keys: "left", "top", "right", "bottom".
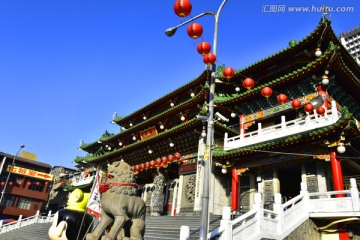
[
  {"left": 228, "top": 19, "right": 329, "bottom": 79},
  {"left": 215, "top": 43, "right": 336, "bottom": 105},
  {"left": 79, "top": 85, "right": 209, "bottom": 153},
  {"left": 113, "top": 71, "right": 210, "bottom": 124}
]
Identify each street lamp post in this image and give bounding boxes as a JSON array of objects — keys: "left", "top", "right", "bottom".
[
  {"left": 165, "top": 1, "right": 228, "bottom": 239},
  {"left": 0, "top": 145, "right": 25, "bottom": 205}
]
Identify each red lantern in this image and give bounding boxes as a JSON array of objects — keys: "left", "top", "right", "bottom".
[
  {"left": 304, "top": 103, "right": 314, "bottom": 113},
  {"left": 197, "top": 42, "right": 211, "bottom": 56},
  {"left": 18, "top": 181, "right": 23, "bottom": 186},
  {"left": 174, "top": 152, "right": 181, "bottom": 160},
  {"left": 131, "top": 166, "right": 135, "bottom": 171},
  {"left": 36, "top": 182, "right": 40, "bottom": 186},
  {"left": 223, "top": 67, "right": 235, "bottom": 79},
  {"left": 316, "top": 106, "right": 325, "bottom": 115},
  {"left": 53, "top": 181, "right": 56, "bottom": 185},
  {"left": 173, "top": 0, "right": 192, "bottom": 18},
  {"left": 242, "top": 78, "right": 255, "bottom": 89},
  {"left": 61, "top": 181, "right": 65, "bottom": 185},
  {"left": 277, "top": 94, "right": 288, "bottom": 104},
  {"left": 150, "top": 160, "right": 156, "bottom": 167},
  {"left": 9, "top": 182, "right": 13, "bottom": 186},
  {"left": 261, "top": 87, "right": 273, "bottom": 98},
  {"left": 45, "top": 182, "right": 49, "bottom": 185},
  {"left": 145, "top": 162, "right": 150, "bottom": 169},
  {"left": 140, "top": 163, "right": 145, "bottom": 170},
  {"left": 168, "top": 154, "right": 174, "bottom": 163},
  {"left": 162, "top": 156, "right": 168, "bottom": 164},
  {"left": 291, "top": 99, "right": 301, "bottom": 109},
  {"left": 156, "top": 158, "right": 162, "bottom": 165},
  {"left": 187, "top": 22, "right": 203, "bottom": 39},
  {"left": 27, "top": 181, "right": 32, "bottom": 187},
  {"left": 1, "top": 182, "right": 4, "bottom": 187},
  {"left": 203, "top": 53, "right": 216, "bottom": 65},
  {"left": 135, "top": 165, "right": 140, "bottom": 171}
]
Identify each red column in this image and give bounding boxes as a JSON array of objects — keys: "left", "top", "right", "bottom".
[
  {"left": 231, "top": 168, "right": 239, "bottom": 210},
  {"left": 239, "top": 114, "right": 245, "bottom": 135},
  {"left": 318, "top": 85, "right": 329, "bottom": 109},
  {"left": 330, "top": 151, "right": 345, "bottom": 197}
]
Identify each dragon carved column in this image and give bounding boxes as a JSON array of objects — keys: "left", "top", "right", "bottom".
[{"left": 150, "top": 171, "right": 165, "bottom": 216}]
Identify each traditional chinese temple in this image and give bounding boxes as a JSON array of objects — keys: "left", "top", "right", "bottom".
[{"left": 74, "top": 16, "right": 360, "bottom": 230}]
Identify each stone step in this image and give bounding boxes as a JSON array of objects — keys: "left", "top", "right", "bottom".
[{"left": 0, "top": 215, "right": 221, "bottom": 240}]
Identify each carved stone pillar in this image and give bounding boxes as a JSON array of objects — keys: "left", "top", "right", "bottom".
[{"left": 150, "top": 172, "right": 165, "bottom": 216}]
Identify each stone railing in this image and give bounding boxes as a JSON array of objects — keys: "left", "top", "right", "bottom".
[
  {"left": 0, "top": 210, "right": 54, "bottom": 234},
  {"left": 71, "top": 174, "right": 94, "bottom": 187},
  {"left": 224, "top": 100, "right": 340, "bottom": 151},
  {"left": 180, "top": 178, "right": 360, "bottom": 240}
]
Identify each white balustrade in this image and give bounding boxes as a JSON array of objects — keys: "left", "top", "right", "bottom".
[
  {"left": 224, "top": 101, "right": 341, "bottom": 151},
  {"left": 0, "top": 210, "right": 54, "bottom": 234},
  {"left": 209, "top": 178, "right": 360, "bottom": 240}
]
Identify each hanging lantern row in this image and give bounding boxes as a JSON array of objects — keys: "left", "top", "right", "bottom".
[
  {"left": 131, "top": 152, "right": 184, "bottom": 173},
  {"left": 0, "top": 181, "right": 49, "bottom": 187},
  {"left": 259, "top": 85, "right": 327, "bottom": 115},
  {"left": 53, "top": 180, "right": 66, "bottom": 185},
  {"left": 173, "top": 0, "right": 192, "bottom": 18},
  {"left": 174, "top": 1, "right": 237, "bottom": 82}
]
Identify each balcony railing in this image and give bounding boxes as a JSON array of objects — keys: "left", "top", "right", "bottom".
[
  {"left": 70, "top": 174, "right": 94, "bottom": 187},
  {"left": 180, "top": 178, "right": 360, "bottom": 240},
  {"left": 224, "top": 100, "right": 340, "bottom": 151}
]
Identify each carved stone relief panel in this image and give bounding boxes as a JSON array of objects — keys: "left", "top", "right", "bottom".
[
  {"left": 263, "top": 181, "right": 274, "bottom": 209},
  {"left": 180, "top": 173, "right": 196, "bottom": 212}
]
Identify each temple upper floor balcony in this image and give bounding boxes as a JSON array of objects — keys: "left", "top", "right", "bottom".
[
  {"left": 70, "top": 173, "right": 94, "bottom": 187},
  {"left": 224, "top": 101, "right": 341, "bottom": 151}
]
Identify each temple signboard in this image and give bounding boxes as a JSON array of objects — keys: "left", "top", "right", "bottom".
[
  {"left": 179, "top": 163, "right": 197, "bottom": 175},
  {"left": 140, "top": 126, "right": 158, "bottom": 140},
  {"left": 243, "top": 93, "right": 318, "bottom": 128}
]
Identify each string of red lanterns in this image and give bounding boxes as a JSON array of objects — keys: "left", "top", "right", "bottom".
[
  {"left": 173, "top": 0, "right": 239, "bottom": 82},
  {"left": 259, "top": 85, "right": 328, "bottom": 115},
  {"left": 131, "top": 152, "right": 184, "bottom": 174},
  {"left": 0, "top": 180, "right": 50, "bottom": 187}
]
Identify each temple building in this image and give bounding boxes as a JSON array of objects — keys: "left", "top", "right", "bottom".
[{"left": 75, "top": 16, "right": 360, "bottom": 227}]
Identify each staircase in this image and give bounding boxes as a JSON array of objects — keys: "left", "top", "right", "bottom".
[
  {"left": 0, "top": 222, "right": 52, "bottom": 240},
  {"left": 145, "top": 215, "right": 221, "bottom": 240},
  {"left": 0, "top": 214, "right": 221, "bottom": 240}
]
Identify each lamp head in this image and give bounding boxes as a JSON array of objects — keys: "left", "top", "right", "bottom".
[
  {"left": 310, "top": 96, "right": 324, "bottom": 109},
  {"left": 165, "top": 27, "right": 177, "bottom": 37}
]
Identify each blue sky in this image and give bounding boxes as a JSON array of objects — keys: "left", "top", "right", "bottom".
[{"left": 0, "top": 0, "right": 359, "bottom": 169}]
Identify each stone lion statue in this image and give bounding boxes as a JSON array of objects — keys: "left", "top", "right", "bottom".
[{"left": 86, "top": 160, "right": 146, "bottom": 240}]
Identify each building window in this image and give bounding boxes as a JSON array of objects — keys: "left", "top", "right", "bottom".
[
  {"left": 17, "top": 197, "right": 32, "bottom": 210},
  {"left": 1, "top": 195, "right": 15, "bottom": 207},
  {"left": 28, "top": 183, "right": 44, "bottom": 192}
]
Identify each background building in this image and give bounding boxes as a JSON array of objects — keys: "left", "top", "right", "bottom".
[
  {"left": 340, "top": 25, "right": 360, "bottom": 64},
  {"left": 0, "top": 151, "right": 52, "bottom": 220}
]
